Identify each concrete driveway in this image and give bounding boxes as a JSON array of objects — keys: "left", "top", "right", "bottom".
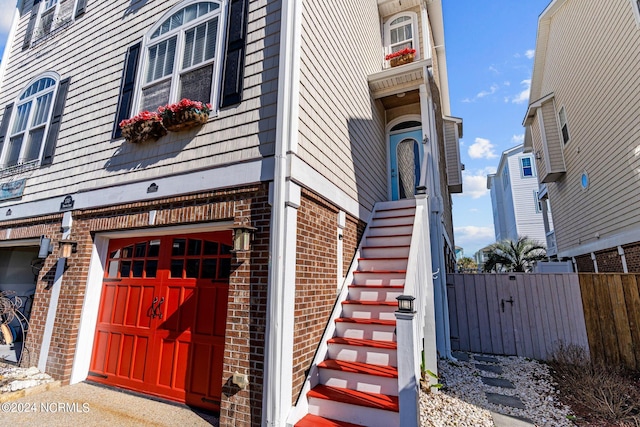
[{"left": 0, "top": 382, "right": 218, "bottom": 426}]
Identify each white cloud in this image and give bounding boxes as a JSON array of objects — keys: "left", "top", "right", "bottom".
[
  {"left": 488, "top": 65, "right": 499, "bottom": 74},
  {"left": 460, "top": 167, "right": 497, "bottom": 199},
  {"left": 468, "top": 137, "right": 498, "bottom": 159},
  {"left": 510, "top": 79, "right": 531, "bottom": 104},
  {"left": 0, "top": 0, "right": 14, "bottom": 34},
  {"left": 512, "top": 134, "right": 525, "bottom": 144},
  {"left": 476, "top": 84, "right": 499, "bottom": 99},
  {"left": 454, "top": 225, "right": 496, "bottom": 252},
  {"left": 525, "top": 49, "right": 535, "bottom": 59},
  {"left": 503, "top": 81, "right": 511, "bottom": 87}
]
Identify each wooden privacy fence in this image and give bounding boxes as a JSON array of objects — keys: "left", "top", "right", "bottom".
[
  {"left": 579, "top": 274, "right": 640, "bottom": 371},
  {"left": 447, "top": 273, "right": 590, "bottom": 361}
]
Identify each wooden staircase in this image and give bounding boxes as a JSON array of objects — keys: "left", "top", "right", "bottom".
[{"left": 295, "top": 199, "right": 416, "bottom": 427}]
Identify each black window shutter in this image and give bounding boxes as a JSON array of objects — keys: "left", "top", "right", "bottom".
[
  {"left": 41, "top": 78, "right": 71, "bottom": 166},
  {"left": 75, "top": 0, "right": 87, "bottom": 18},
  {"left": 219, "top": 0, "right": 249, "bottom": 108},
  {"left": 22, "top": 0, "right": 42, "bottom": 50},
  {"left": 0, "top": 103, "right": 15, "bottom": 157},
  {"left": 112, "top": 42, "right": 141, "bottom": 139}
]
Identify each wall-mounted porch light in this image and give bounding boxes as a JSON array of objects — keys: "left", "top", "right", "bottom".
[
  {"left": 58, "top": 239, "right": 78, "bottom": 258},
  {"left": 231, "top": 222, "right": 257, "bottom": 252},
  {"left": 396, "top": 295, "right": 415, "bottom": 313}
]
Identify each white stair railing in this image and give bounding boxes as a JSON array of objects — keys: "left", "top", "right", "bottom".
[{"left": 395, "top": 191, "right": 437, "bottom": 426}]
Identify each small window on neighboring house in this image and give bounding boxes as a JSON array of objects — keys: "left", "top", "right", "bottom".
[
  {"left": 0, "top": 74, "right": 70, "bottom": 171},
  {"left": 23, "top": 0, "right": 87, "bottom": 48},
  {"left": 521, "top": 156, "right": 534, "bottom": 177},
  {"left": 558, "top": 106, "right": 570, "bottom": 144},
  {"left": 502, "top": 166, "right": 509, "bottom": 188},
  {"left": 384, "top": 12, "right": 420, "bottom": 58},
  {"left": 139, "top": 1, "right": 224, "bottom": 112},
  {"left": 534, "top": 191, "right": 543, "bottom": 213},
  {"left": 632, "top": 0, "right": 640, "bottom": 24}
]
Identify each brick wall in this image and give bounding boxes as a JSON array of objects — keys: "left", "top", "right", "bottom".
[
  {"left": 575, "top": 254, "right": 595, "bottom": 272},
  {"left": 595, "top": 248, "right": 624, "bottom": 273},
  {"left": 623, "top": 243, "right": 640, "bottom": 273},
  {"left": 291, "top": 189, "right": 365, "bottom": 403},
  {"left": 0, "top": 184, "right": 269, "bottom": 427}
]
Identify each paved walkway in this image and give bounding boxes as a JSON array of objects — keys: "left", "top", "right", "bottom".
[{"left": 0, "top": 382, "right": 218, "bottom": 426}]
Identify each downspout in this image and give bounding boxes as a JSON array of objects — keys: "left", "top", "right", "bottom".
[{"left": 263, "top": 0, "right": 302, "bottom": 425}]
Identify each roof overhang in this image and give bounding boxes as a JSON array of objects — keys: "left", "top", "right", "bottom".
[
  {"left": 444, "top": 115, "right": 463, "bottom": 137},
  {"left": 368, "top": 59, "right": 432, "bottom": 99},
  {"left": 377, "top": 0, "right": 422, "bottom": 17}
]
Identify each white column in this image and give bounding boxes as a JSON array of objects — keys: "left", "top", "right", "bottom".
[
  {"left": 618, "top": 246, "right": 628, "bottom": 273},
  {"left": 591, "top": 252, "right": 598, "bottom": 273},
  {"left": 395, "top": 311, "right": 419, "bottom": 427}
]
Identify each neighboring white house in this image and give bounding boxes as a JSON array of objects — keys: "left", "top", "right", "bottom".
[{"left": 487, "top": 144, "right": 553, "bottom": 248}]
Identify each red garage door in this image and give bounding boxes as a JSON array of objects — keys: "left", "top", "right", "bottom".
[{"left": 89, "top": 231, "right": 232, "bottom": 411}]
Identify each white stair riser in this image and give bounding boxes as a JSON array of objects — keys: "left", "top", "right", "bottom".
[
  {"left": 352, "top": 273, "right": 405, "bottom": 286},
  {"left": 336, "top": 322, "right": 396, "bottom": 341},
  {"left": 328, "top": 343, "right": 397, "bottom": 367},
  {"left": 341, "top": 304, "right": 397, "bottom": 320},
  {"left": 370, "top": 217, "right": 414, "bottom": 228},
  {"left": 374, "top": 208, "right": 415, "bottom": 219},
  {"left": 358, "top": 258, "right": 408, "bottom": 271},
  {"left": 365, "top": 235, "right": 411, "bottom": 247},
  {"left": 319, "top": 369, "right": 399, "bottom": 396},
  {"left": 308, "top": 398, "right": 399, "bottom": 427},
  {"left": 361, "top": 246, "right": 409, "bottom": 258},
  {"left": 348, "top": 287, "right": 403, "bottom": 302},
  {"left": 368, "top": 225, "right": 413, "bottom": 237},
  {"left": 374, "top": 199, "right": 416, "bottom": 211}
]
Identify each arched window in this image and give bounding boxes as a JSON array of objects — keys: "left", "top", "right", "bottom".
[
  {"left": 1, "top": 75, "right": 59, "bottom": 168},
  {"left": 139, "top": 1, "right": 225, "bottom": 112},
  {"left": 384, "top": 12, "right": 420, "bottom": 58}
]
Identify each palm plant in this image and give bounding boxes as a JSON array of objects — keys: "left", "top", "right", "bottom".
[{"left": 483, "top": 236, "right": 546, "bottom": 272}]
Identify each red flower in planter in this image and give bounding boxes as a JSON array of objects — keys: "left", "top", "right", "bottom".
[{"left": 385, "top": 48, "right": 416, "bottom": 61}]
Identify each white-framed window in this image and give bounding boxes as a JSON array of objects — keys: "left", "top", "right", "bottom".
[
  {"left": 34, "top": 0, "right": 77, "bottom": 40},
  {"left": 384, "top": 12, "right": 420, "bottom": 58},
  {"left": 138, "top": 1, "right": 225, "bottom": 112},
  {"left": 520, "top": 156, "right": 534, "bottom": 177},
  {"left": 558, "top": 106, "right": 570, "bottom": 144},
  {"left": 502, "top": 166, "right": 509, "bottom": 188},
  {"left": 534, "top": 191, "right": 543, "bottom": 213},
  {"left": 631, "top": 0, "right": 640, "bottom": 25},
  {"left": 1, "top": 75, "right": 59, "bottom": 169}
]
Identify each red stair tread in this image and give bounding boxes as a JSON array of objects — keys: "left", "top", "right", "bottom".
[
  {"left": 295, "top": 414, "right": 363, "bottom": 427},
  {"left": 369, "top": 224, "right": 412, "bottom": 228},
  {"left": 335, "top": 317, "right": 395, "bottom": 326},
  {"left": 362, "top": 245, "right": 410, "bottom": 249},
  {"left": 342, "top": 300, "right": 397, "bottom": 306},
  {"left": 318, "top": 359, "right": 398, "bottom": 378},
  {"left": 367, "top": 234, "right": 412, "bottom": 238},
  {"left": 308, "top": 385, "right": 399, "bottom": 412},
  {"left": 328, "top": 337, "right": 397, "bottom": 349},
  {"left": 375, "top": 205, "right": 415, "bottom": 213},
  {"left": 349, "top": 284, "right": 404, "bottom": 289},
  {"left": 358, "top": 257, "right": 408, "bottom": 261},
  {"left": 373, "top": 213, "right": 415, "bottom": 219},
  {"left": 353, "top": 270, "right": 406, "bottom": 274}
]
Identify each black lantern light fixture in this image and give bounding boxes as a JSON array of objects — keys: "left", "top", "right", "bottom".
[
  {"left": 58, "top": 239, "right": 78, "bottom": 258},
  {"left": 396, "top": 295, "right": 415, "bottom": 313},
  {"left": 231, "top": 220, "right": 257, "bottom": 252}
]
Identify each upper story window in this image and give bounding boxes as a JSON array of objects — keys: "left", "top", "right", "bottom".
[
  {"left": 558, "top": 106, "right": 570, "bottom": 144},
  {"left": 0, "top": 73, "right": 70, "bottom": 173},
  {"left": 138, "top": 1, "right": 224, "bottom": 112},
  {"left": 3, "top": 77, "right": 56, "bottom": 168},
  {"left": 631, "top": 0, "right": 640, "bottom": 25},
  {"left": 384, "top": 12, "right": 420, "bottom": 59},
  {"left": 23, "top": 0, "right": 87, "bottom": 48},
  {"left": 502, "top": 166, "right": 509, "bottom": 188},
  {"left": 520, "top": 156, "right": 534, "bottom": 177}
]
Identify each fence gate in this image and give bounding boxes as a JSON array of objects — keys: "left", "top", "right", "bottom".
[{"left": 447, "top": 273, "right": 589, "bottom": 360}]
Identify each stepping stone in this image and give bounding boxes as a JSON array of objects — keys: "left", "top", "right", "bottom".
[
  {"left": 475, "top": 355, "right": 500, "bottom": 363},
  {"left": 481, "top": 376, "right": 515, "bottom": 389},
  {"left": 475, "top": 363, "right": 503, "bottom": 374},
  {"left": 486, "top": 392, "right": 526, "bottom": 409},
  {"left": 452, "top": 351, "right": 470, "bottom": 362},
  {"left": 491, "top": 412, "right": 535, "bottom": 427}
]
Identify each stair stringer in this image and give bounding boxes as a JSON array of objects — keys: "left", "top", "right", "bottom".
[{"left": 286, "top": 202, "right": 389, "bottom": 427}]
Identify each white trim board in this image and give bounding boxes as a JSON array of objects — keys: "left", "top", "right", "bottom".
[
  {"left": 0, "top": 158, "right": 274, "bottom": 222},
  {"left": 558, "top": 227, "right": 640, "bottom": 258}
]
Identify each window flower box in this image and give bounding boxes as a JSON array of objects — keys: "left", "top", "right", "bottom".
[
  {"left": 159, "top": 99, "right": 211, "bottom": 132},
  {"left": 119, "top": 111, "right": 167, "bottom": 144},
  {"left": 385, "top": 48, "right": 416, "bottom": 68}
]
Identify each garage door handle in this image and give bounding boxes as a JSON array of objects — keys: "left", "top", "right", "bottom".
[
  {"left": 147, "top": 297, "right": 159, "bottom": 318},
  {"left": 153, "top": 297, "right": 165, "bottom": 319}
]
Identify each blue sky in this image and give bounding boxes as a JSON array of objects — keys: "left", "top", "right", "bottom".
[
  {"left": 0, "top": 1, "right": 550, "bottom": 256},
  {"left": 442, "top": 0, "right": 551, "bottom": 256}
]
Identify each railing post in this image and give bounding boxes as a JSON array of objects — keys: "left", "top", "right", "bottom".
[{"left": 395, "top": 309, "right": 419, "bottom": 426}]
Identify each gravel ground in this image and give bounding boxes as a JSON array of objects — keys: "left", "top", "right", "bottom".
[{"left": 420, "top": 352, "right": 574, "bottom": 427}]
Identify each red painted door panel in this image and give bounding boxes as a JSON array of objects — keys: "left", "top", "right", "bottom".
[{"left": 89, "top": 232, "right": 232, "bottom": 411}]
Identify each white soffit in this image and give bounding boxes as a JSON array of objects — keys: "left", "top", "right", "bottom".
[{"left": 368, "top": 59, "right": 431, "bottom": 99}]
